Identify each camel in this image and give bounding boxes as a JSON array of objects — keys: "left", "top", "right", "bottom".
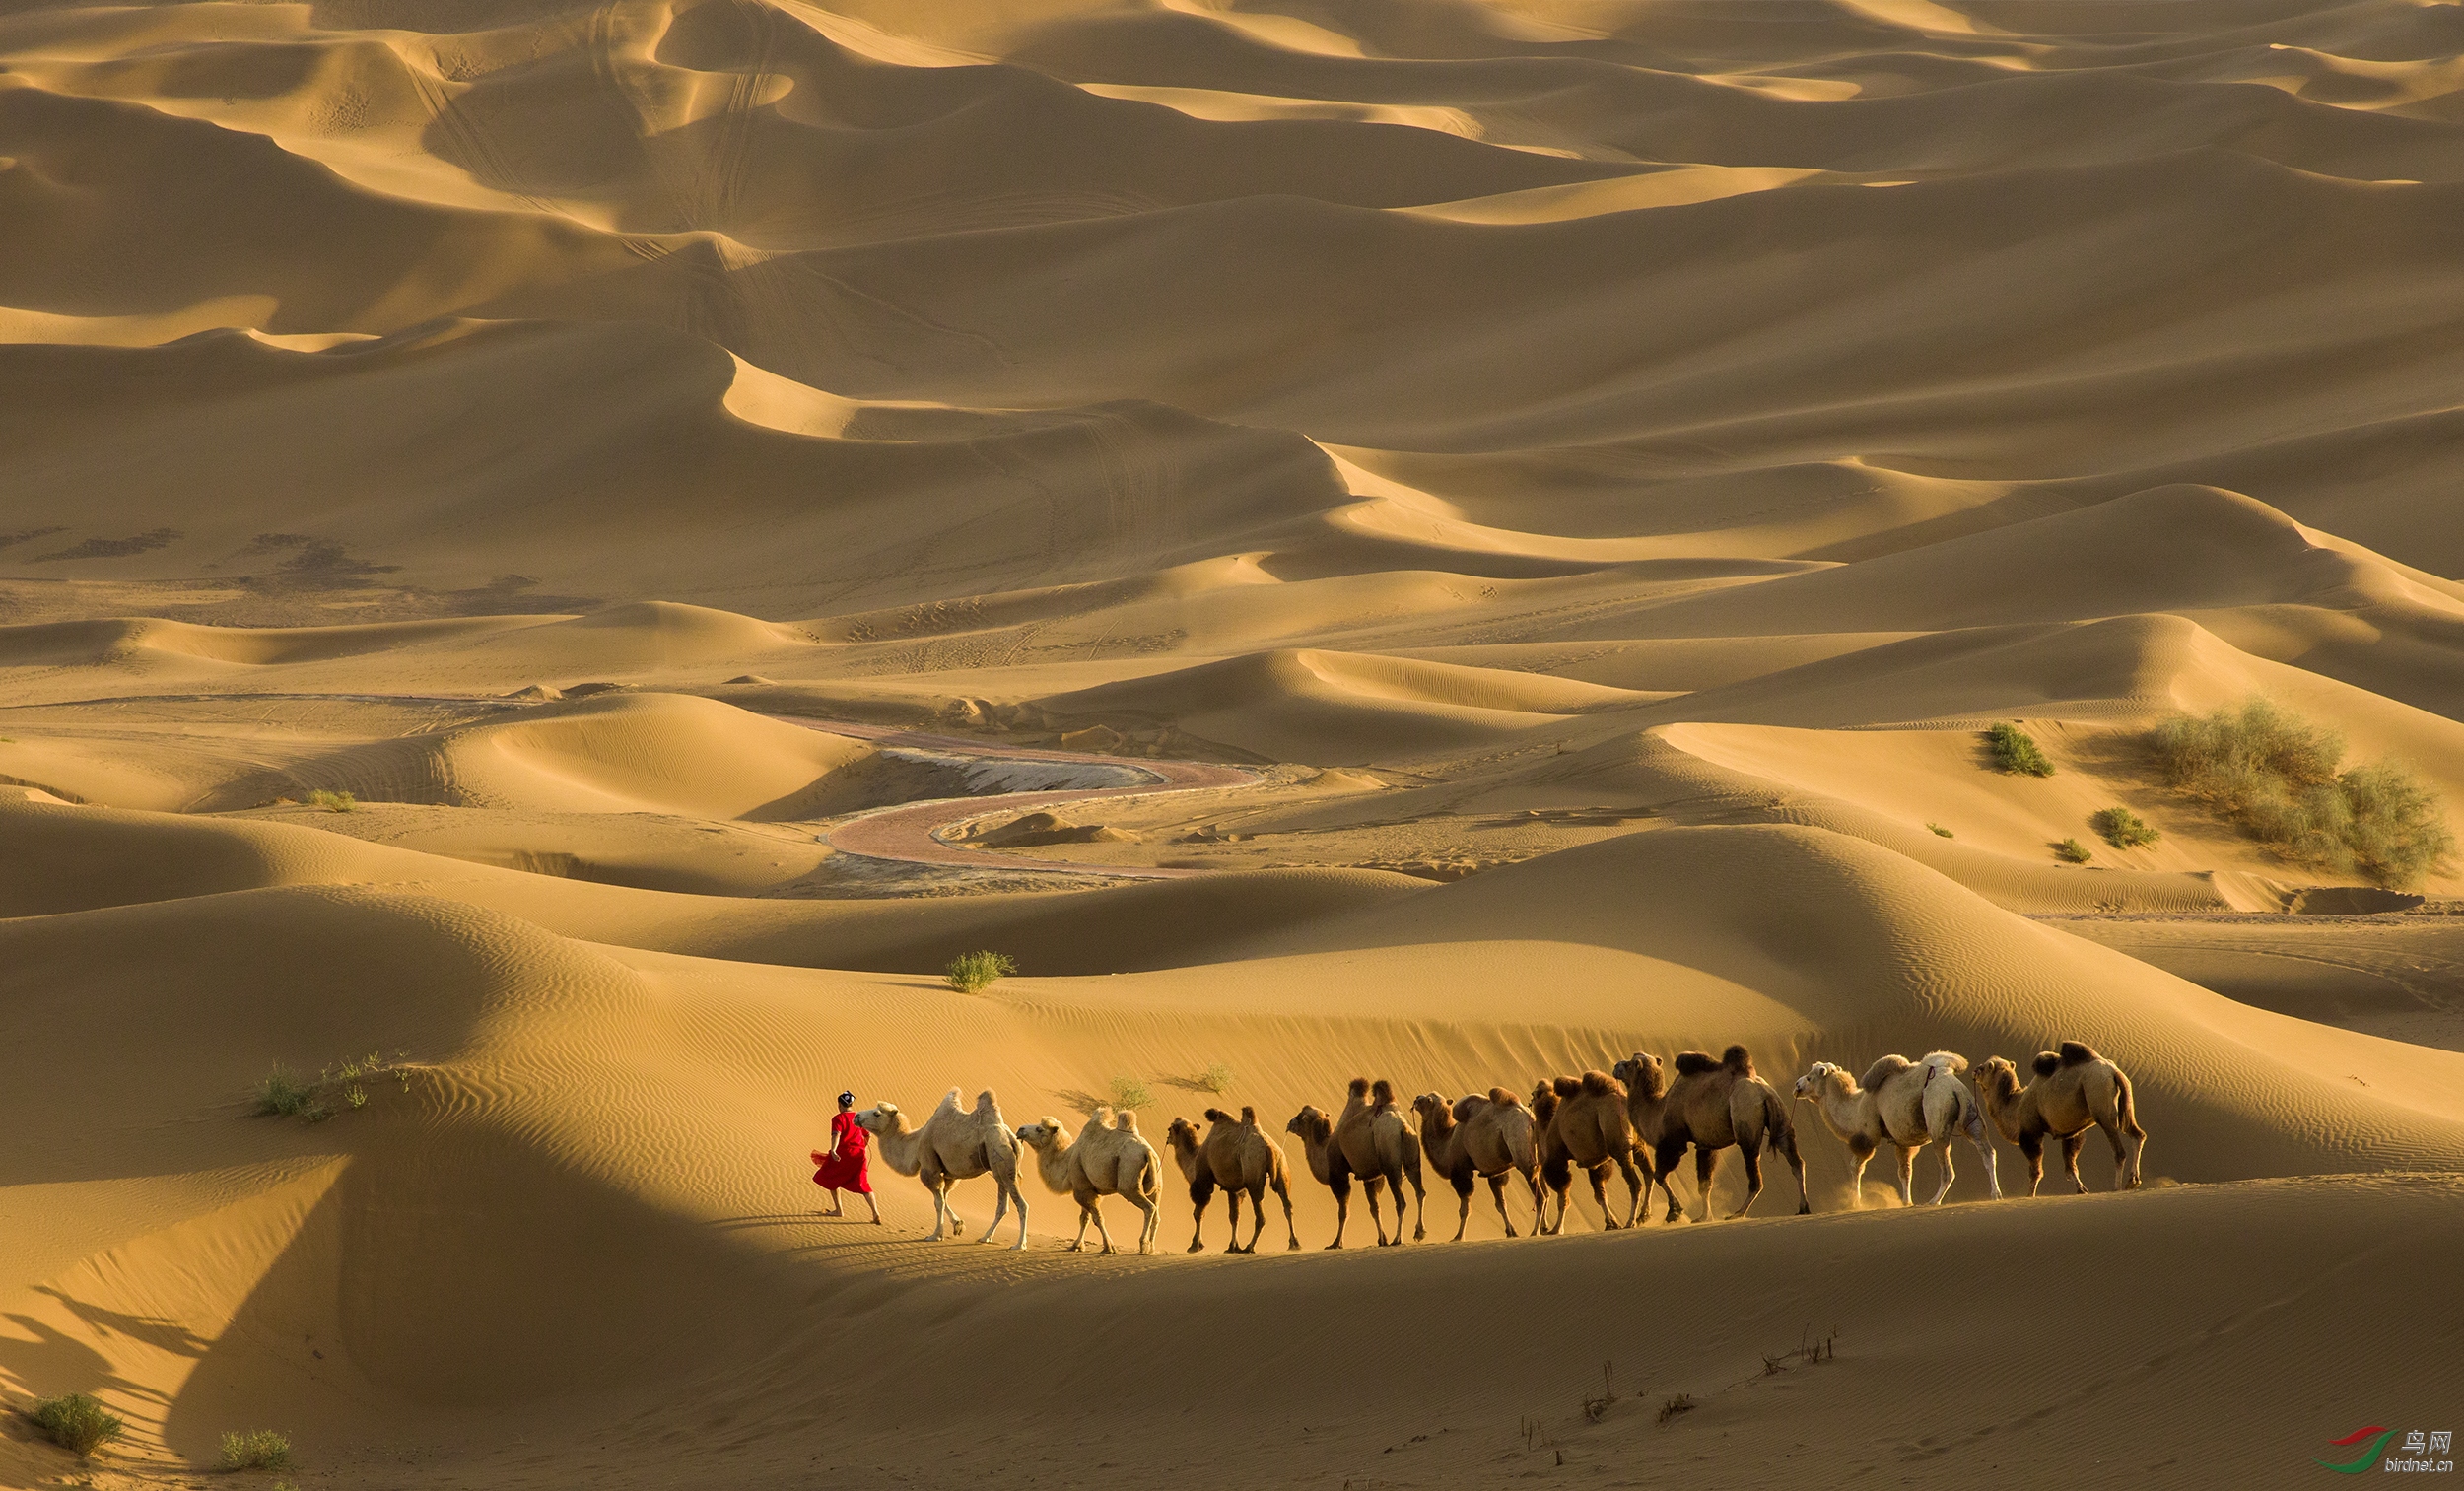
[
  {"left": 1162, "top": 1107, "right": 1300, "bottom": 1254},
  {"left": 856, "top": 1089, "right": 1030, "bottom": 1248},
  {"left": 1633, "top": 1046, "right": 1809, "bottom": 1221},
  {"left": 1976, "top": 1041, "right": 2146, "bottom": 1194},
  {"left": 1529, "top": 1072, "right": 1645, "bottom": 1234},
  {"left": 1014, "top": 1107, "right": 1163, "bottom": 1255},
  {"left": 1286, "top": 1078, "right": 1426, "bottom": 1248},
  {"left": 1412, "top": 1089, "right": 1544, "bottom": 1240},
  {"left": 1792, "top": 1052, "right": 2002, "bottom": 1208}
]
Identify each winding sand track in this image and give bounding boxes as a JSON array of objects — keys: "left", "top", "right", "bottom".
[{"left": 773, "top": 716, "right": 1257, "bottom": 878}]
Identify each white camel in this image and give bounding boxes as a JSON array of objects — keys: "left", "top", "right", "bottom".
[
  {"left": 1793, "top": 1052, "right": 2001, "bottom": 1207},
  {"left": 857, "top": 1089, "right": 1030, "bottom": 1248},
  {"left": 1015, "top": 1107, "right": 1163, "bottom": 1255}
]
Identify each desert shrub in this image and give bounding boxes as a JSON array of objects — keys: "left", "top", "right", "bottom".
[
  {"left": 30, "top": 1393, "right": 123, "bottom": 1457},
  {"left": 2152, "top": 698, "right": 2454, "bottom": 888},
  {"left": 1198, "top": 1061, "right": 1235, "bottom": 1094},
  {"left": 1109, "top": 1075, "right": 1152, "bottom": 1111},
  {"left": 944, "top": 950, "right": 1017, "bottom": 994},
  {"left": 253, "top": 1064, "right": 322, "bottom": 1119},
  {"left": 2090, "top": 807, "right": 2159, "bottom": 849},
  {"left": 2054, "top": 838, "right": 2091, "bottom": 864},
  {"left": 1927, "top": 823, "right": 1953, "bottom": 838},
  {"left": 1985, "top": 722, "right": 2053, "bottom": 777},
  {"left": 219, "top": 1428, "right": 292, "bottom": 1471},
  {"left": 304, "top": 788, "right": 356, "bottom": 813}
]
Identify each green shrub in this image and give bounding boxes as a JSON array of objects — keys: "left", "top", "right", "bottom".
[
  {"left": 2090, "top": 807, "right": 2159, "bottom": 849},
  {"left": 1986, "top": 722, "right": 2053, "bottom": 777},
  {"left": 220, "top": 1428, "right": 292, "bottom": 1471},
  {"left": 304, "top": 788, "right": 356, "bottom": 813},
  {"left": 2054, "top": 838, "right": 2091, "bottom": 864},
  {"left": 944, "top": 950, "right": 1017, "bottom": 994},
  {"left": 1198, "top": 1061, "right": 1235, "bottom": 1094},
  {"left": 253, "top": 1064, "right": 322, "bottom": 1119},
  {"left": 30, "top": 1393, "right": 123, "bottom": 1457},
  {"left": 1927, "top": 823, "right": 1953, "bottom": 839},
  {"left": 1109, "top": 1075, "right": 1152, "bottom": 1111},
  {"left": 2152, "top": 698, "right": 2455, "bottom": 888}
]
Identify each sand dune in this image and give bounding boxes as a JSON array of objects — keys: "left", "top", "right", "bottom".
[{"left": 8, "top": 0, "right": 2464, "bottom": 1484}]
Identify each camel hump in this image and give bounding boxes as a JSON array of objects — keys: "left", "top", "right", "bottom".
[
  {"left": 1239, "top": 1105, "right": 1258, "bottom": 1127},
  {"left": 1861, "top": 1054, "right": 1914, "bottom": 1091},
  {"left": 1578, "top": 1070, "right": 1617, "bottom": 1097},
  {"left": 1347, "top": 1076, "right": 1372, "bottom": 1099},
  {"left": 1371, "top": 1078, "right": 1397, "bottom": 1108},
  {"left": 1673, "top": 1051, "right": 1721, "bottom": 1076},
  {"left": 1451, "top": 1094, "right": 1483, "bottom": 1122},
  {"left": 973, "top": 1089, "right": 1001, "bottom": 1117},
  {"left": 1203, "top": 1107, "right": 1234, "bottom": 1124},
  {"left": 1113, "top": 1110, "right": 1140, "bottom": 1133},
  {"left": 2030, "top": 1051, "right": 2062, "bottom": 1077},
  {"left": 1552, "top": 1075, "right": 1582, "bottom": 1097},
  {"left": 2058, "top": 1041, "right": 2102, "bottom": 1067},
  {"left": 1488, "top": 1085, "right": 1518, "bottom": 1108},
  {"left": 1722, "top": 1045, "right": 1753, "bottom": 1075},
  {"left": 1921, "top": 1050, "right": 1969, "bottom": 1076}
]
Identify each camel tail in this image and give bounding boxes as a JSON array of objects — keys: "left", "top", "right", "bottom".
[{"left": 2114, "top": 1066, "right": 2144, "bottom": 1138}]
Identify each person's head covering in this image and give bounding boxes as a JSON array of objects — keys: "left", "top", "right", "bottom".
[{"left": 838, "top": 1090, "right": 856, "bottom": 1109}]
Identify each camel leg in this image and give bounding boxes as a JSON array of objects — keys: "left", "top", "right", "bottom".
[
  {"left": 1729, "top": 1143, "right": 1765, "bottom": 1220},
  {"left": 1272, "top": 1176, "right": 1300, "bottom": 1252},
  {"left": 1003, "top": 1180, "right": 1029, "bottom": 1250},
  {"left": 926, "top": 1177, "right": 957, "bottom": 1241},
  {"left": 1484, "top": 1173, "right": 1514, "bottom": 1238},
  {"left": 1130, "top": 1190, "right": 1159, "bottom": 1255},
  {"left": 2060, "top": 1133, "right": 2086, "bottom": 1194},
  {"left": 1584, "top": 1161, "right": 1619, "bottom": 1231},
  {"left": 1693, "top": 1144, "right": 1720, "bottom": 1221},
  {"left": 1186, "top": 1175, "right": 1214, "bottom": 1253},
  {"left": 1326, "top": 1172, "right": 1352, "bottom": 1250},
  {"left": 1890, "top": 1144, "right": 1917, "bottom": 1207},
  {"left": 1364, "top": 1175, "right": 1393, "bottom": 1247},
  {"left": 1845, "top": 1137, "right": 1874, "bottom": 1208},
  {"left": 977, "top": 1173, "right": 1011, "bottom": 1246},
  {"left": 2019, "top": 1134, "right": 2045, "bottom": 1196},
  {"left": 1449, "top": 1169, "right": 1474, "bottom": 1242},
  {"left": 1778, "top": 1127, "right": 1810, "bottom": 1215},
  {"left": 1926, "top": 1138, "right": 1955, "bottom": 1206},
  {"left": 1065, "top": 1201, "right": 1091, "bottom": 1253},
  {"left": 1611, "top": 1153, "right": 1644, "bottom": 1229},
  {"left": 1540, "top": 1155, "right": 1573, "bottom": 1235},
  {"left": 1654, "top": 1139, "right": 1691, "bottom": 1223},
  {"left": 2094, "top": 1110, "right": 2139, "bottom": 1191},
  {"left": 1222, "top": 1187, "right": 1248, "bottom": 1254},
  {"left": 1085, "top": 1195, "right": 1116, "bottom": 1255},
  {"left": 1970, "top": 1130, "right": 2003, "bottom": 1200},
  {"left": 1523, "top": 1167, "right": 1547, "bottom": 1237},
  {"left": 1405, "top": 1166, "right": 1425, "bottom": 1243}
]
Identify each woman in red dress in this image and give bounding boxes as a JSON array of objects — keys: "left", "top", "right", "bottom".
[{"left": 812, "top": 1091, "right": 881, "bottom": 1223}]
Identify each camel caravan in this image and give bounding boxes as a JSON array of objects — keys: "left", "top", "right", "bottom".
[{"left": 852, "top": 1040, "right": 2148, "bottom": 1255}]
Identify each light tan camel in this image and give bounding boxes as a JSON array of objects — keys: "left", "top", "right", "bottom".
[
  {"left": 856, "top": 1089, "right": 1029, "bottom": 1248},
  {"left": 1529, "top": 1072, "right": 1644, "bottom": 1234},
  {"left": 1634, "top": 1046, "right": 1809, "bottom": 1221},
  {"left": 1412, "top": 1089, "right": 1544, "bottom": 1240},
  {"left": 1976, "top": 1041, "right": 2146, "bottom": 1194},
  {"left": 1014, "top": 1107, "right": 1162, "bottom": 1255},
  {"left": 1162, "top": 1107, "right": 1300, "bottom": 1254},
  {"left": 1792, "top": 1053, "right": 2002, "bottom": 1207},
  {"left": 1287, "top": 1078, "right": 1426, "bottom": 1248}
]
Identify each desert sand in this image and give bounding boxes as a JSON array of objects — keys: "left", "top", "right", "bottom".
[{"left": 7, "top": 0, "right": 2464, "bottom": 1486}]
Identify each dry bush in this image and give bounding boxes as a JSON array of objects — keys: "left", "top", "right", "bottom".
[{"left": 2153, "top": 698, "right": 2453, "bottom": 888}]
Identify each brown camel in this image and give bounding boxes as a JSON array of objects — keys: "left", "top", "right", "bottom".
[
  {"left": 1529, "top": 1072, "right": 1644, "bottom": 1233},
  {"left": 1162, "top": 1107, "right": 1300, "bottom": 1254},
  {"left": 1635, "top": 1046, "right": 1809, "bottom": 1221},
  {"left": 1287, "top": 1078, "right": 1426, "bottom": 1248},
  {"left": 1976, "top": 1041, "right": 2146, "bottom": 1194},
  {"left": 1412, "top": 1088, "right": 1544, "bottom": 1240}
]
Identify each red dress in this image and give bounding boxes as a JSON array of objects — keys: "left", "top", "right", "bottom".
[{"left": 812, "top": 1111, "right": 871, "bottom": 1194}]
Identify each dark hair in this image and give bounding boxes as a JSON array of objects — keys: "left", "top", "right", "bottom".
[{"left": 838, "top": 1091, "right": 856, "bottom": 1109}]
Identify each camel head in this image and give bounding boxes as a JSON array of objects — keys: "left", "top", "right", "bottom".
[
  {"left": 855, "top": 1102, "right": 902, "bottom": 1137},
  {"left": 1015, "top": 1117, "right": 1070, "bottom": 1152},
  {"left": 1977, "top": 1056, "right": 2022, "bottom": 1100},
  {"left": 1411, "top": 1092, "right": 1453, "bottom": 1130},
  {"left": 1793, "top": 1061, "right": 1845, "bottom": 1100},
  {"left": 1164, "top": 1116, "right": 1202, "bottom": 1155},
  {"left": 1611, "top": 1052, "right": 1666, "bottom": 1100},
  {"left": 1287, "top": 1105, "right": 1333, "bottom": 1146}
]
